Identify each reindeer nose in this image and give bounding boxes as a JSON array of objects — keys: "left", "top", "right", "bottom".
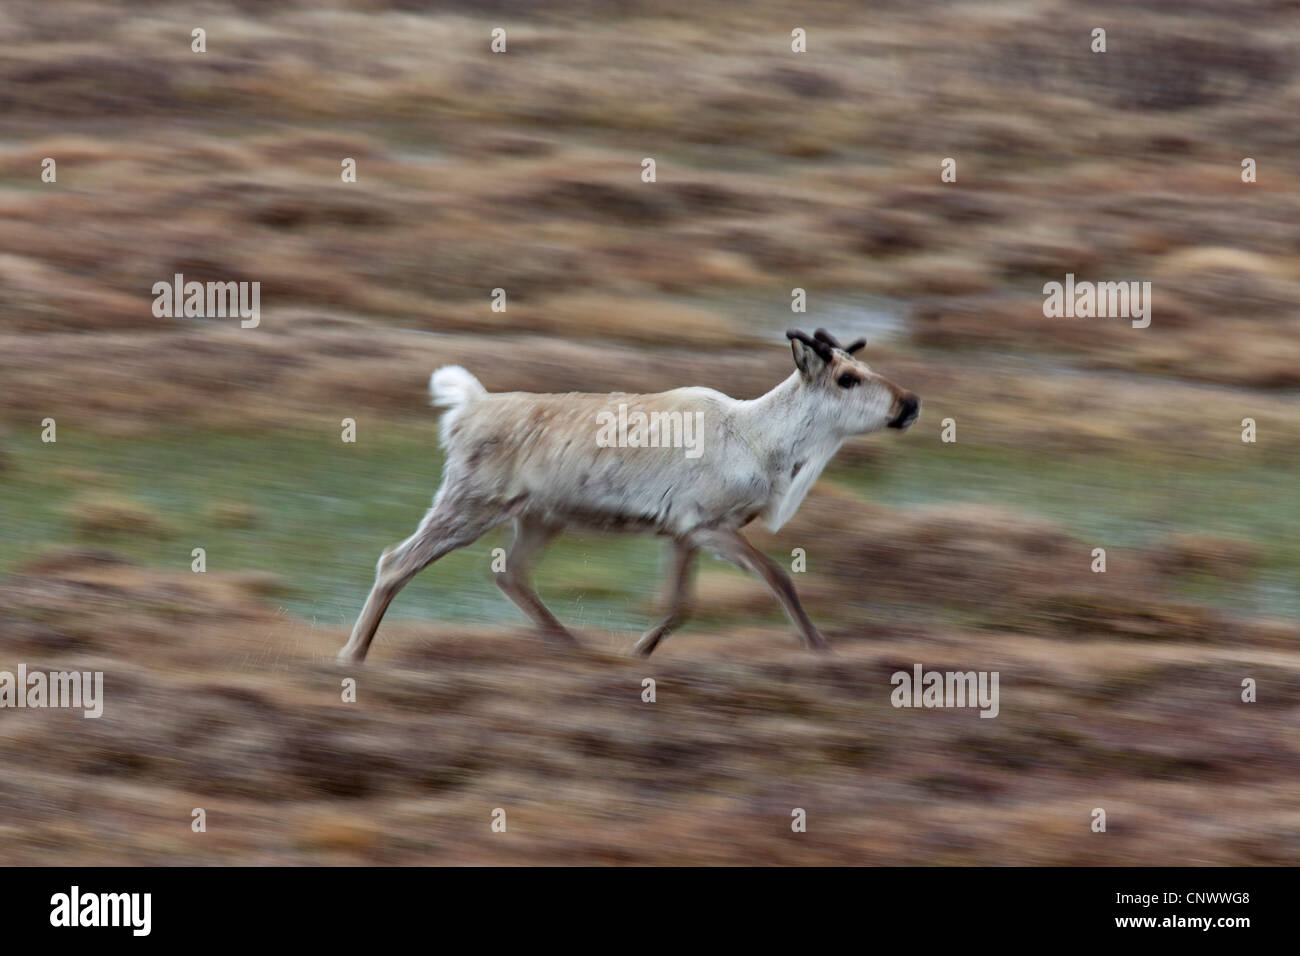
[{"left": 888, "top": 394, "right": 920, "bottom": 430}]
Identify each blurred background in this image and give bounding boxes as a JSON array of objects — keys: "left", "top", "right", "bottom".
[{"left": 0, "top": 0, "right": 1298, "bottom": 864}]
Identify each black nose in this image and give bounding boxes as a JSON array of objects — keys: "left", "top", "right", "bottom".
[{"left": 888, "top": 394, "right": 920, "bottom": 429}]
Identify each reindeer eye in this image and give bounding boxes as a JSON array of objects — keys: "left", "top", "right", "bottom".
[{"left": 836, "top": 372, "right": 859, "bottom": 389}]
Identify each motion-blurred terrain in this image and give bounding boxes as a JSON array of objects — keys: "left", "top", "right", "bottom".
[{"left": 1, "top": 0, "right": 1298, "bottom": 864}]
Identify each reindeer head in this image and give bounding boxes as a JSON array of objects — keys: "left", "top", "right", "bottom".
[{"left": 786, "top": 328, "right": 920, "bottom": 435}]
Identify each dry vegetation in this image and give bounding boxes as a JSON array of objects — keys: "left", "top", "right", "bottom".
[
  {"left": 2, "top": 487, "right": 1297, "bottom": 865},
  {"left": 1, "top": 0, "right": 1298, "bottom": 864}
]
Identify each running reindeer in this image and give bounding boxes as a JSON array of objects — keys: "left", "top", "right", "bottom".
[{"left": 338, "top": 329, "right": 920, "bottom": 662}]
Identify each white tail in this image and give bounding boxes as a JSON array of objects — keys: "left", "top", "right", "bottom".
[
  {"left": 339, "top": 330, "right": 919, "bottom": 664},
  {"left": 429, "top": 365, "right": 486, "bottom": 408}
]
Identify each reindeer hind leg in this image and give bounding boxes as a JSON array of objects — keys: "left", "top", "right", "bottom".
[
  {"left": 338, "top": 493, "right": 503, "bottom": 663},
  {"left": 495, "top": 516, "right": 579, "bottom": 646}
]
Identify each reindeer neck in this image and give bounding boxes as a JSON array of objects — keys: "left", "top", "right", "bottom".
[
  {"left": 736, "top": 373, "right": 844, "bottom": 530},
  {"left": 740, "top": 373, "right": 839, "bottom": 458}
]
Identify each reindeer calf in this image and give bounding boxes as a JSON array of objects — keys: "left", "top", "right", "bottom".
[{"left": 337, "top": 329, "right": 920, "bottom": 662}]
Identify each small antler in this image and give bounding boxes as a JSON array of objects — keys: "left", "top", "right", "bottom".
[
  {"left": 786, "top": 329, "right": 834, "bottom": 362},
  {"left": 813, "top": 328, "right": 843, "bottom": 351},
  {"left": 813, "top": 328, "right": 867, "bottom": 355}
]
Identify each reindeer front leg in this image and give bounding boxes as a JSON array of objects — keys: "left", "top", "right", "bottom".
[
  {"left": 634, "top": 538, "right": 697, "bottom": 657},
  {"left": 694, "top": 528, "right": 830, "bottom": 653}
]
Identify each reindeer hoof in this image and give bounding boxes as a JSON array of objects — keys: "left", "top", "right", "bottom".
[
  {"left": 804, "top": 632, "right": 832, "bottom": 654},
  {"left": 633, "top": 629, "right": 665, "bottom": 657},
  {"left": 541, "top": 627, "right": 581, "bottom": 647}
]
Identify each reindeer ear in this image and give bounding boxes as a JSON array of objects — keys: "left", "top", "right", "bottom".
[
  {"left": 790, "top": 338, "right": 816, "bottom": 376},
  {"left": 786, "top": 329, "right": 831, "bottom": 377}
]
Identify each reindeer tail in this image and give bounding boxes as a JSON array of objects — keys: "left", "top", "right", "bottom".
[{"left": 429, "top": 366, "right": 487, "bottom": 409}]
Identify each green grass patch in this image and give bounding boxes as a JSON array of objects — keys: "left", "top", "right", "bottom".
[
  {"left": 3, "top": 424, "right": 1296, "bottom": 630},
  {"left": 0, "top": 424, "right": 671, "bottom": 634}
]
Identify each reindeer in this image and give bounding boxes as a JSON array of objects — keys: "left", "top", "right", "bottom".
[{"left": 337, "top": 329, "right": 920, "bottom": 663}]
